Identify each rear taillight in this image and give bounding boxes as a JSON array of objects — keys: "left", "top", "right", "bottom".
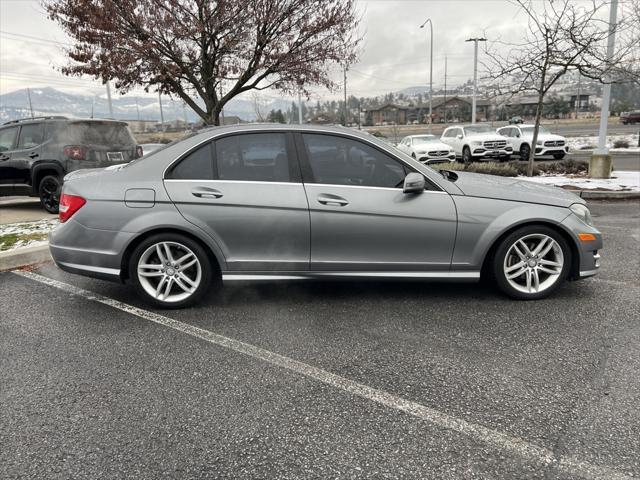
[
  {"left": 136, "top": 145, "right": 143, "bottom": 158},
  {"left": 63, "top": 145, "right": 87, "bottom": 160},
  {"left": 59, "top": 193, "right": 86, "bottom": 222}
]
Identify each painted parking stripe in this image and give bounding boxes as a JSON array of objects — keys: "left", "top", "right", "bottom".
[{"left": 14, "top": 270, "right": 633, "bottom": 480}]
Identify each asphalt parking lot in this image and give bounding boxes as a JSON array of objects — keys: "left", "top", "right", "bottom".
[{"left": 1, "top": 200, "right": 639, "bottom": 479}]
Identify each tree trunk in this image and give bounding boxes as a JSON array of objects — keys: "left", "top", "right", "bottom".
[{"left": 527, "top": 93, "right": 545, "bottom": 177}]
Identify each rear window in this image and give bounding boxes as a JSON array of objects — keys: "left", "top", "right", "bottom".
[{"left": 65, "top": 122, "right": 135, "bottom": 146}]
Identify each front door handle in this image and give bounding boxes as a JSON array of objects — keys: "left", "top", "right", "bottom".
[
  {"left": 191, "top": 187, "right": 223, "bottom": 199},
  {"left": 318, "top": 194, "right": 349, "bottom": 206},
  {"left": 28, "top": 152, "right": 39, "bottom": 158}
]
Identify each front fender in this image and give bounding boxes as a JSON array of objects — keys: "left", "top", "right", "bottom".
[{"left": 451, "top": 195, "right": 571, "bottom": 270}]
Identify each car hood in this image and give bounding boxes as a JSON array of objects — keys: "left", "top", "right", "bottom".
[
  {"left": 466, "top": 133, "right": 508, "bottom": 142},
  {"left": 414, "top": 141, "right": 452, "bottom": 151},
  {"left": 523, "top": 133, "right": 565, "bottom": 142},
  {"left": 451, "top": 171, "right": 584, "bottom": 207}
]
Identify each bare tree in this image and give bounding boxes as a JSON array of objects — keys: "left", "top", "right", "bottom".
[
  {"left": 251, "top": 92, "right": 270, "bottom": 122},
  {"left": 484, "top": 0, "right": 640, "bottom": 176},
  {"left": 46, "top": 0, "right": 361, "bottom": 125}
]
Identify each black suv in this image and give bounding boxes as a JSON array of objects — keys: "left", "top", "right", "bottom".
[{"left": 0, "top": 116, "right": 141, "bottom": 212}]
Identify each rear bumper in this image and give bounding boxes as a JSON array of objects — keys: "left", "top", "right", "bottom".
[{"left": 49, "top": 218, "right": 132, "bottom": 282}]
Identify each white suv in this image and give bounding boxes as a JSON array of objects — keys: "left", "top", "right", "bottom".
[
  {"left": 396, "top": 134, "right": 456, "bottom": 164},
  {"left": 496, "top": 124, "right": 569, "bottom": 160},
  {"left": 441, "top": 125, "right": 513, "bottom": 163}
]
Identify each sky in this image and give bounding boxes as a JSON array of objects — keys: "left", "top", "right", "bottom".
[{"left": 0, "top": 0, "right": 590, "bottom": 104}]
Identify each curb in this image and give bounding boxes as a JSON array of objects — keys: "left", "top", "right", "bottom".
[
  {"left": 0, "top": 244, "right": 51, "bottom": 272},
  {"left": 578, "top": 190, "right": 640, "bottom": 200}
]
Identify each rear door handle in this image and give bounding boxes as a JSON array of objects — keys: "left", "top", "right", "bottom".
[
  {"left": 191, "top": 187, "right": 223, "bottom": 199},
  {"left": 318, "top": 194, "right": 349, "bottom": 206},
  {"left": 28, "top": 152, "right": 39, "bottom": 158}
]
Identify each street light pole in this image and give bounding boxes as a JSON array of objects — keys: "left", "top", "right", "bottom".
[
  {"left": 595, "top": 0, "right": 618, "bottom": 155},
  {"left": 419, "top": 19, "right": 433, "bottom": 133},
  {"left": 466, "top": 37, "right": 486, "bottom": 124}
]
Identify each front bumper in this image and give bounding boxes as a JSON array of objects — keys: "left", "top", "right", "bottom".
[
  {"left": 560, "top": 213, "right": 603, "bottom": 279},
  {"left": 418, "top": 153, "right": 456, "bottom": 164},
  {"left": 471, "top": 146, "right": 513, "bottom": 159},
  {"left": 535, "top": 145, "right": 570, "bottom": 156}
]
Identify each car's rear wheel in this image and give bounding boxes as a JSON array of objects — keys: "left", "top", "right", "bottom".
[
  {"left": 129, "top": 233, "right": 214, "bottom": 308},
  {"left": 519, "top": 143, "right": 531, "bottom": 161},
  {"left": 462, "top": 146, "right": 472, "bottom": 165},
  {"left": 38, "top": 175, "right": 61, "bottom": 214},
  {"left": 492, "top": 226, "right": 571, "bottom": 300}
]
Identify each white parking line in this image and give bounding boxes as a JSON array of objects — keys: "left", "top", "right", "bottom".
[{"left": 14, "top": 270, "right": 633, "bottom": 480}]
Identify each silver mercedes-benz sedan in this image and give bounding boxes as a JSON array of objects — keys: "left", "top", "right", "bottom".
[{"left": 50, "top": 124, "right": 602, "bottom": 308}]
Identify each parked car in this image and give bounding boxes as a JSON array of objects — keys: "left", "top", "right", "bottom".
[
  {"left": 0, "top": 116, "right": 141, "bottom": 213},
  {"left": 508, "top": 116, "right": 524, "bottom": 124},
  {"left": 620, "top": 111, "right": 640, "bottom": 125},
  {"left": 440, "top": 124, "right": 513, "bottom": 163},
  {"left": 396, "top": 134, "right": 456, "bottom": 164},
  {"left": 50, "top": 124, "right": 601, "bottom": 308},
  {"left": 497, "top": 124, "right": 569, "bottom": 160}
]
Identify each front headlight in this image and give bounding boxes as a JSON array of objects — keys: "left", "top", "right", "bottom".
[
  {"left": 536, "top": 140, "right": 543, "bottom": 145},
  {"left": 416, "top": 150, "right": 427, "bottom": 154},
  {"left": 570, "top": 203, "right": 593, "bottom": 226},
  {"left": 471, "top": 140, "right": 482, "bottom": 145}
]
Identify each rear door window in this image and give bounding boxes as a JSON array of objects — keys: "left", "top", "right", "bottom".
[
  {"left": 17, "top": 123, "right": 44, "bottom": 149},
  {"left": 0, "top": 127, "right": 18, "bottom": 152},
  {"left": 214, "top": 133, "right": 291, "bottom": 182}
]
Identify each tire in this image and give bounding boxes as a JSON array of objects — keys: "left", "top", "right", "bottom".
[
  {"left": 128, "top": 233, "right": 216, "bottom": 308},
  {"left": 492, "top": 225, "right": 571, "bottom": 300},
  {"left": 462, "top": 146, "right": 472, "bottom": 165},
  {"left": 553, "top": 153, "right": 565, "bottom": 160},
  {"left": 519, "top": 143, "right": 531, "bottom": 161},
  {"left": 38, "top": 175, "right": 62, "bottom": 214}
]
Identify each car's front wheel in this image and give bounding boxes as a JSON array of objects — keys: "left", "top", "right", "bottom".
[
  {"left": 492, "top": 226, "right": 571, "bottom": 300},
  {"left": 38, "top": 175, "right": 61, "bottom": 214},
  {"left": 462, "top": 146, "right": 472, "bottom": 165},
  {"left": 129, "top": 233, "right": 215, "bottom": 308},
  {"left": 519, "top": 143, "right": 531, "bottom": 161}
]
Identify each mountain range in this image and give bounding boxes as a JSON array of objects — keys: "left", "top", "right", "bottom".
[{"left": 0, "top": 87, "right": 293, "bottom": 124}]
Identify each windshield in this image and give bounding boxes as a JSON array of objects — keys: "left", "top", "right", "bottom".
[
  {"left": 464, "top": 125, "right": 492, "bottom": 135},
  {"left": 520, "top": 126, "right": 550, "bottom": 135},
  {"left": 411, "top": 135, "right": 438, "bottom": 144}
]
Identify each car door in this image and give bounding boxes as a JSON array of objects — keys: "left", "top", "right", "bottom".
[
  {"left": 11, "top": 123, "right": 44, "bottom": 186},
  {"left": 297, "top": 132, "right": 457, "bottom": 272},
  {"left": 0, "top": 125, "right": 20, "bottom": 192},
  {"left": 163, "top": 132, "right": 310, "bottom": 271}
]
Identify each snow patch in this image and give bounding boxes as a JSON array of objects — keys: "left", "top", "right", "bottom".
[{"left": 520, "top": 170, "right": 640, "bottom": 191}]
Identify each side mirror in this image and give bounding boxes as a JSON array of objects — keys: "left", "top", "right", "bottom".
[
  {"left": 403, "top": 172, "right": 425, "bottom": 194},
  {"left": 456, "top": 134, "right": 463, "bottom": 139}
]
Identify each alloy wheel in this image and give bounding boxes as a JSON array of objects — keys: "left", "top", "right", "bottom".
[
  {"left": 137, "top": 241, "right": 202, "bottom": 303},
  {"left": 40, "top": 177, "right": 60, "bottom": 211},
  {"left": 503, "top": 233, "right": 564, "bottom": 294}
]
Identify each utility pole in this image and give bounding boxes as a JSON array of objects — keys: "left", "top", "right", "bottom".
[
  {"left": 158, "top": 91, "right": 164, "bottom": 127},
  {"left": 26, "top": 88, "right": 34, "bottom": 118},
  {"left": 183, "top": 102, "right": 188, "bottom": 125},
  {"left": 592, "top": 0, "right": 618, "bottom": 178},
  {"left": 298, "top": 86, "right": 303, "bottom": 124},
  {"left": 419, "top": 18, "right": 433, "bottom": 133},
  {"left": 135, "top": 96, "right": 140, "bottom": 121},
  {"left": 466, "top": 37, "right": 486, "bottom": 124},
  {"left": 105, "top": 80, "right": 114, "bottom": 118},
  {"left": 443, "top": 55, "right": 448, "bottom": 124},
  {"left": 575, "top": 73, "right": 581, "bottom": 119},
  {"left": 343, "top": 64, "right": 348, "bottom": 126},
  {"left": 90, "top": 96, "right": 94, "bottom": 119}
]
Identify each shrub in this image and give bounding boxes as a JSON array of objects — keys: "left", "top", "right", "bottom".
[
  {"left": 369, "top": 130, "right": 386, "bottom": 138},
  {"left": 436, "top": 158, "right": 588, "bottom": 177},
  {"left": 579, "top": 144, "right": 596, "bottom": 150},
  {"left": 538, "top": 159, "right": 588, "bottom": 175},
  {"left": 613, "top": 139, "right": 629, "bottom": 148},
  {"left": 436, "top": 161, "right": 518, "bottom": 177}
]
